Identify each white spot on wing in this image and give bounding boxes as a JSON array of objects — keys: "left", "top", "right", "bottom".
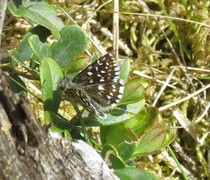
[
  {"left": 106, "top": 95, "right": 111, "bottom": 99},
  {"left": 100, "top": 77, "right": 105, "bottom": 82},
  {"left": 115, "top": 71, "right": 120, "bottom": 75},
  {"left": 113, "top": 77, "right": 119, "bottom": 82},
  {"left": 119, "top": 86, "right": 124, "bottom": 94},
  {"left": 87, "top": 65, "right": 92, "bottom": 70},
  {"left": 114, "top": 66, "right": 120, "bottom": 71},
  {"left": 98, "top": 85, "right": 104, "bottom": 90},
  {"left": 113, "top": 62, "right": 118, "bottom": 66},
  {"left": 111, "top": 103, "right": 116, "bottom": 107},
  {"left": 97, "top": 61, "right": 103, "bottom": 65},
  {"left": 117, "top": 94, "right": 123, "bottom": 99},
  {"left": 119, "top": 79, "right": 124, "bottom": 85}
]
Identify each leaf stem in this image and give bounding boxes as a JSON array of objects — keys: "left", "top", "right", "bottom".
[
  {"left": 73, "top": 104, "right": 89, "bottom": 142},
  {"left": 167, "top": 146, "right": 188, "bottom": 180}
]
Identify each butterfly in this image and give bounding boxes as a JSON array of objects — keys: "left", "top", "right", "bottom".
[{"left": 58, "top": 53, "right": 124, "bottom": 119}]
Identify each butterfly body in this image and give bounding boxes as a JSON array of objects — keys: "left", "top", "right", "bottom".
[{"left": 59, "top": 53, "right": 124, "bottom": 119}]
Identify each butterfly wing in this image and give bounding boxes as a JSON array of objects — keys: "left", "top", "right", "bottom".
[
  {"left": 74, "top": 53, "right": 124, "bottom": 110},
  {"left": 72, "top": 53, "right": 120, "bottom": 86},
  {"left": 60, "top": 53, "right": 124, "bottom": 119},
  {"left": 84, "top": 81, "right": 124, "bottom": 108}
]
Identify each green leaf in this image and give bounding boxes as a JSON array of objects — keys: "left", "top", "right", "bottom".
[
  {"left": 120, "top": 58, "right": 130, "bottom": 83},
  {"left": 9, "top": 25, "right": 51, "bottom": 67},
  {"left": 119, "top": 77, "right": 145, "bottom": 104},
  {"left": 158, "top": 128, "right": 176, "bottom": 150},
  {"left": 120, "top": 99, "right": 145, "bottom": 115},
  {"left": 8, "top": 3, "right": 25, "bottom": 17},
  {"left": 40, "top": 58, "right": 63, "bottom": 122},
  {"left": 24, "top": 1, "right": 64, "bottom": 39},
  {"left": 101, "top": 144, "right": 126, "bottom": 169},
  {"left": 49, "top": 111, "right": 74, "bottom": 137},
  {"left": 84, "top": 109, "right": 130, "bottom": 126},
  {"left": 29, "top": 35, "right": 52, "bottom": 61},
  {"left": 66, "top": 54, "right": 90, "bottom": 75},
  {"left": 125, "top": 159, "right": 136, "bottom": 167},
  {"left": 115, "top": 168, "right": 158, "bottom": 180},
  {"left": 51, "top": 25, "right": 87, "bottom": 68},
  {"left": 99, "top": 107, "right": 158, "bottom": 147},
  {"left": 8, "top": 1, "right": 64, "bottom": 39},
  {"left": 9, "top": 49, "right": 21, "bottom": 67},
  {"left": 100, "top": 123, "right": 136, "bottom": 146},
  {"left": 133, "top": 125, "right": 167, "bottom": 157},
  {"left": 9, "top": 32, "right": 33, "bottom": 66},
  {"left": 116, "top": 142, "right": 136, "bottom": 162},
  {"left": 124, "top": 109, "right": 147, "bottom": 133},
  {"left": 125, "top": 107, "right": 158, "bottom": 137},
  {"left": 9, "top": 74, "right": 26, "bottom": 95},
  {"left": 136, "top": 77, "right": 150, "bottom": 90}
]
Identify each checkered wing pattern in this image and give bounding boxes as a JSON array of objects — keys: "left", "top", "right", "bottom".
[{"left": 59, "top": 53, "right": 124, "bottom": 119}]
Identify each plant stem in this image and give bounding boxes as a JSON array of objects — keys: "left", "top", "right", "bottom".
[
  {"left": 167, "top": 145, "right": 188, "bottom": 180},
  {"left": 73, "top": 104, "right": 89, "bottom": 142}
]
